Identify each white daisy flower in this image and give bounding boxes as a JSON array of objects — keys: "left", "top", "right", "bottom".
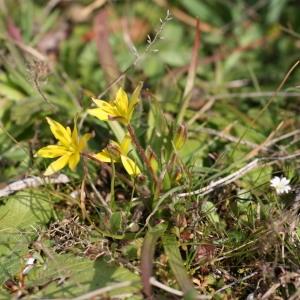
[{"left": 270, "top": 176, "right": 291, "bottom": 194}]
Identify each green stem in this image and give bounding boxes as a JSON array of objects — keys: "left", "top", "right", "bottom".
[
  {"left": 154, "top": 152, "right": 177, "bottom": 203},
  {"left": 126, "top": 124, "right": 158, "bottom": 183}
]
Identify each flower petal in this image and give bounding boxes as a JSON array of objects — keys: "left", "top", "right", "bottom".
[
  {"left": 46, "top": 117, "right": 72, "bottom": 146},
  {"left": 282, "top": 178, "right": 290, "bottom": 185},
  {"left": 43, "top": 155, "right": 70, "bottom": 176},
  {"left": 34, "top": 145, "right": 69, "bottom": 158},
  {"left": 115, "top": 88, "right": 128, "bottom": 118},
  {"left": 270, "top": 176, "right": 280, "bottom": 186},
  {"left": 129, "top": 82, "right": 142, "bottom": 110},
  {"left": 92, "top": 98, "right": 112, "bottom": 110},
  {"left": 120, "top": 133, "right": 132, "bottom": 155},
  {"left": 71, "top": 116, "right": 79, "bottom": 145},
  {"left": 78, "top": 132, "right": 93, "bottom": 151},
  {"left": 89, "top": 98, "right": 119, "bottom": 120},
  {"left": 121, "top": 155, "right": 141, "bottom": 177},
  {"left": 128, "top": 82, "right": 142, "bottom": 121},
  {"left": 68, "top": 153, "right": 80, "bottom": 170},
  {"left": 87, "top": 107, "right": 110, "bottom": 122},
  {"left": 94, "top": 151, "right": 117, "bottom": 163}
]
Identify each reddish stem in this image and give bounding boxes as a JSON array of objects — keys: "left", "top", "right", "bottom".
[{"left": 126, "top": 124, "right": 158, "bottom": 183}]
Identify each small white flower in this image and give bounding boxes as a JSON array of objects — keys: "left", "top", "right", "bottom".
[{"left": 270, "top": 176, "right": 291, "bottom": 194}]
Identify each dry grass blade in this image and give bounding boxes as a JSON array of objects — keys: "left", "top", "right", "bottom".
[
  {"left": 245, "top": 121, "right": 284, "bottom": 160},
  {"left": 0, "top": 174, "right": 70, "bottom": 197},
  {"left": 175, "top": 159, "right": 259, "bottom": 198}
]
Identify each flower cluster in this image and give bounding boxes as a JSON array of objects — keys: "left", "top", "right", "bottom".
[
  {"left": 35, "top": 84, "right": 142, "bottom": 178},
  {"left": 88, "top": 83, "right": 142, "bottom": 177}
]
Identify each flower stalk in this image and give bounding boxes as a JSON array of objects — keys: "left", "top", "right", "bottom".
[{"left": 126, "top": 123, "right": 158, "bottom": 183}]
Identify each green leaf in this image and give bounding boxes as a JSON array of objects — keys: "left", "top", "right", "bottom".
[
  {"left": 204, "top": 201, "right": 219, "bottom": 224},
  {"left": 0, "top": 190, "right": 52, "bottom": 232},
  {"left": 34, "top": 254, "right": 141, "bottom": 297},
  {"left": 121, "top": 244, "right": 139, "bottom": 260},
  {"left": 1, "top": 252, "right": 141, "bottom": 298},
  {"left": 0, "top": 76, "right": 26, "bottom": 101},
  {"left": 0, "top": 190, "right": 53, "bottom": 285},
  {"left": 10, "top": 96, "right": 48, "bottom": 125},
  {"left": 162, "top": 234, "right": 196, "bottom": 295},
  {"left": 110, "top": 212, "right": 122, "bottom": 235}
]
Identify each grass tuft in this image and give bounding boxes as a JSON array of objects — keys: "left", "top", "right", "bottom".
[{"left": 1, "top": 1, "right": 300, "bottom": 299}]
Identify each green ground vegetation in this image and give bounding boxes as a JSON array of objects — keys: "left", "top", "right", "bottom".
[{"left": 0, "top": 1, "right": 300, "bottom": 299}]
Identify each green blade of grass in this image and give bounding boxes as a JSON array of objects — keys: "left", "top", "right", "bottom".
[
  {"left": 176, "top": 18, "right": 200, "bottom": 124},
  {"left": 162, "top": 234, "right": 196, "bottom": 297}
]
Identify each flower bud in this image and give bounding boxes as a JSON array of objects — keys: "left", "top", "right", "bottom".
[
  {"left": 106, "top": 142, "right": 121, "bottom": 160},
  {"left": 146, "top": 146, "right": 159, "bottom": 172},
  {"left": 127, "top": 222, "right": 140, "bottom": 232},
  {"left": 173, "top": 122, "right": 187, "bottom": 150},
  {"left": 135, "top": 173, "right": 148, "bottom": 186},
  {"left": 173, "top": 165, "right": 183, "bottom": 183},
  {"left": 168, "top": 165, "right": 183, "bottom": 184}
]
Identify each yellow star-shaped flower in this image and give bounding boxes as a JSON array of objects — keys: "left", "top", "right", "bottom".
[
  {"left": 95, "top": 133, "right": 141, "bottom": 177},
  {"left": 87, "top": 82, "right": 143, "bottom": 125},
  {"left": 34, "top": 117, "right": 93, "bottom": 176}
]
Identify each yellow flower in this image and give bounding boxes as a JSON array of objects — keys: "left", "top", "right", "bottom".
[
  {"left": 87, "top": 82, "right": 143, "bottom": 125},
  {"left": 34, "top": 117, "right": 93, "bottom": 176},
  {"left": 95, "top": 133, "right": 141, "bottom": 177}
]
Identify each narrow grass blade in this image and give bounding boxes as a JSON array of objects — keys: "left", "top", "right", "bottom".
[
  {"left": 176, "top": 18, "right": 200, "bottom": 124},
  {"left": 162, "top": 234, "right": 196, "bottom": 296}
]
